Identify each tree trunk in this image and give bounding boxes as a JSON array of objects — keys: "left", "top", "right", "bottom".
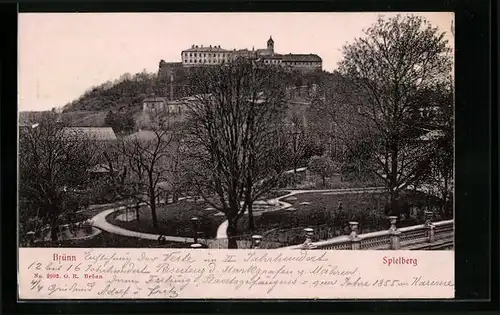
[
  {"left": 149, "top": 190, "right": 158, "bottom": 228},
  {"left": 322, "top": 175, "right": 326, "bottom": 188},
  {"left": 50, "top": 224, "right": 59, "bottom": 242},
  {"left": 148, "top": 172, "right": 159, "bottom": 228},
  {"left": 135, "top": 202, "right": 140, "bottom": 221},
  {"left": 226, "top": 218, "right": 239, "bottom": 249},
  {"left": 389, "top": 142, "right": 399, "bottom": 215},
  {"left": 246, "top": 176, "right": 254, "bottom": 230},
  {"left": 247, "top": 202, "right": 254, "bottom": 230},
  {"left": 293, "top": 167, "right": 297, "bottom": 187},
  {"left": 389, "top": 189, "right": 400, "bottom": 216},
  {"left": 443, "top": 176, "right": 449, "bottom": 216}
]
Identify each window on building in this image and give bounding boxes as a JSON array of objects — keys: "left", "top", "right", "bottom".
[
  {"left": 189, "top": 52, "right": 192, "bottom": 57},
  {"left": 194, "top": 53, "right": 197, "bottom": 57},
  {"left": 194, "top": 60, "right": 197, "bottom": 63},
  {"left": 185, "top": 60, "right": 188, "bottom": 63}
]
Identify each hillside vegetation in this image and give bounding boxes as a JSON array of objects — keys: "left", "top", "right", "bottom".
[
  {"left": 63, "top": 68, "right": 330, "bottom": 113},
  {"left": 62, "top": 71, "right": 167, "bottom": 113},
  {"left": 21, "top": 68, "right": 333, "bottom": 128}
]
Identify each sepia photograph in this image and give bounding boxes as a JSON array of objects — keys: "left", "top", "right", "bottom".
[{"left": 18, "top": 12, "right": 454, "bottom": 252}]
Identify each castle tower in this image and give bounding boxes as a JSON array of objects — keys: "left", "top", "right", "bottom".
[{"left": 267, "top": 36, "right": 274, "bottom": 54}]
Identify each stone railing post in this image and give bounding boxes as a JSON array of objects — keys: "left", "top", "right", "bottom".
[
  {"left": 158, "top": 235, "right": 166, "bottom": 245},
  {"left": 428, "top": 224, "right": 436, "bottom": 243},
  {"left": 424, "top": 211, "right": 435, "bottom": 243},
  {"left": 349, "top": 222, "right": 361, "bottom": 250},
  {"left": 388, "top": 216, "right": 401, "bottom": 250},
  {"left": 191, "top": 217, "right": 199, "bottom": 244},
  {"left": 424, "top": 210, "right": 433, "bottom": 226},
  {"left": 303, "top": 228, "right": 316, "bottom": 249},
  {"left": 252, "top": 235, "right": 262, "bottom": 249}
]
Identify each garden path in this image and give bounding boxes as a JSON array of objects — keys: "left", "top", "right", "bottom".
[
  {"left": 214, "top": 187, "right": 385, "bottom": 239},
  {"left": 90, "top": 187, "right": 385, "bottom": 241},
  {"left": 91, "top": 206, "right": 203, "bottom": 243}
]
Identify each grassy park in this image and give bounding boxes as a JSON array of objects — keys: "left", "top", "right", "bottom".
[{"left": 105, "top": 189, "right": 448, "bottom": 245}]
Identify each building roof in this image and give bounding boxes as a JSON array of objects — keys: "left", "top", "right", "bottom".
[
  {"left": 88, "top": 164, "right": 110, "bottom": 173},
  {"left": 19, "top": 123, "right": 39, "bottom": 129},
  {"left": 182, "top": 45, "right": 229, "bottom": 53},
  {"left": 159, "top": 61, "right": 182, "bottom": 67},
  {"left": 282, "top": 54, "right": 322, "bottom": 62},
  {"left": 125, "top": 130, "right": 160, "bottom": 141},
  {"left": 261, "top": 54, "right": 283, "bottom": 59},
  {"left": 125, "top": 130, "right": 156, "bottom": 140},
  {"left": 143, "top": 97, "right": 168, "bottom": 103},
  {"left": 61, "top": 127, "right": 117, "bottom": 141},
  {"left": 419, "top": 130, "right": 445, "bottom": 141}
]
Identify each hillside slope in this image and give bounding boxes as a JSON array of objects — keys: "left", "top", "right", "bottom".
[{"left": 62, "top": 71, "right": 168, "bottom": 113}]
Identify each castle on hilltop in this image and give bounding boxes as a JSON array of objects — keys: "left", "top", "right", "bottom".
[
  {"left": 181, "top": 36, "right": 322, "bottom": 71},
  {"left": 149, "top": 37, "right": 322, "bottom": 115},
  {"left": 159, "top": 36, "right": 322, "bottom": 77}
]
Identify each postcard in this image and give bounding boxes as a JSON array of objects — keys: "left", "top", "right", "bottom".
[{"left": 18, "top": 12, "right": 455, "bottom": 300}]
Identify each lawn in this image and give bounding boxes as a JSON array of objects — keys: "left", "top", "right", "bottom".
[
  {"left": 106, "top": 189, "right": 450, "bottom": 246},
  {"left": 106, "top": 190, "right": 291, "bottom": 239},
  {"left": 107, "top": 200, "right": 225, "bottom": 239},
  {"left": 238, "top": 191, "right": 390, "bottom": 236}
]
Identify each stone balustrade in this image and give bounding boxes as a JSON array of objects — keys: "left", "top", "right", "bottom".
[{"left": 281, "top": 217, "right": 454, "bottom": 250}]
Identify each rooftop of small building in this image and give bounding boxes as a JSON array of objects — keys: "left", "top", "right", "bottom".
[
  {"left": 61, "top": 126, "right": 117, "bottom": 141},
  {"left": 143, "top": 96, "right": 168, "bottom": 103},
  {"left": 282, "top": 54, "right": 322, "bottom": 62}
]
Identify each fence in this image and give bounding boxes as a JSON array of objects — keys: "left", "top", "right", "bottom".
[
  {"left": 193, "top": 215, "right": 453, "bottom": 250},
  {"left": 283, "top": 212, "right": 454, "bottom": 250},
  {"left": 204, "top": 236, "right": 282, "bottom": 249}
]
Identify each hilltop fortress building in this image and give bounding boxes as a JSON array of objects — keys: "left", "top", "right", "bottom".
[
  {"left": 148, "top": 36, "right": 322, "bottom": 119},
  {"left": 158, "top": 36, "right": 322, "bottom": 79},
  {"left": 180, "top": 36, "right": 322, "bottom": 71}
]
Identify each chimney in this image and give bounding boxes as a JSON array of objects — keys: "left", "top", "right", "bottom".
[{"left": 210, "top": 45, "right": 212, "bottom": 48}]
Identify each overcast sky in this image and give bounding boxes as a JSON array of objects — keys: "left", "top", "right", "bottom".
[{"left": 18, "top": 12, "right": 454, "bottom": 112}]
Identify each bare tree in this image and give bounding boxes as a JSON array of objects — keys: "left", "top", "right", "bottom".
[
  {"left": 283, "top": 113, "right": 312, "bottom": 187},
  {"left": 19, "top": 113, "right": 98, "bottom": 242},
  {"left": 308, "top": 155, "right": 337, "bottom": 187},
  {"left": 334, "top": 15, "right": 453, "bottom": 214},
  {"left": 116, "top": 119, "right": 179, "bottom": 229},
  {"left": 419, "top": 82, "right": 454, "bottom": 216},
  {"left": 183, "top": 59, "right": 289, "bottom": 247}
]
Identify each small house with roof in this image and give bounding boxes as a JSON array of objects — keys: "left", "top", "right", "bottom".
[{"left": 61, "top": 126, "right": 117, "bottom": 141}]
